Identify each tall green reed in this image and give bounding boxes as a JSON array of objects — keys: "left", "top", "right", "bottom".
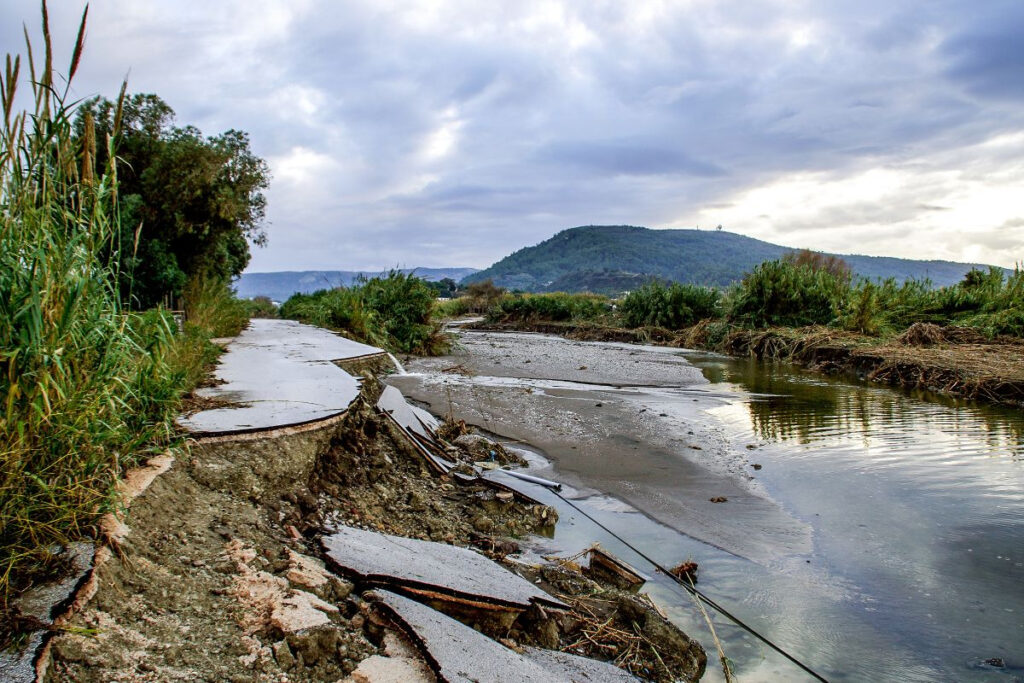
[{"left": 0, "top": 3, "right": 185, "bottom": 608}]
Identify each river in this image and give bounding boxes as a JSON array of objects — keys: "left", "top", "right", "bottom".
[{"left": 386, "top": 329, "right": 1024, "bottom": 682}]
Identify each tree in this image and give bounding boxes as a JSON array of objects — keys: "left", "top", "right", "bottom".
[
  {"left": 76, "top": 94, "right": 269, "bottom": 308},
  {"left": 465, "top": 279, "right": 506, "bottom": 312},
  {"left": 428, "top": 277, "right": 458, "bottom": 298}
]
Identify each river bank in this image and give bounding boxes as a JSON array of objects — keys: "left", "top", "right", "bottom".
[
  {"left": 5, "top": 321, "right": 706, "bottom": 682},
  {"left": 392, "top": 325, "right": 1024, "bottom": 681},
  {"left": 473, "top": 319, "right": 1024, "bottom": 407}
]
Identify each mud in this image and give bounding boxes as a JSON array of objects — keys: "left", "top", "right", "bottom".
[
  {"left": 478, "top": 318, "right": 1024, "bottom": 407},
  {"left": 45, "top": 424, "right": 378, "bottom": 682},
  {"left": 389, "top": 331, "right": 813, "bottom": 563}
]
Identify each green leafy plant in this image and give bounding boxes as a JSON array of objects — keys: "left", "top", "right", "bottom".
[
  {"left": 486, "top": 292, "right": 611, "bottom": 323},
  {"left": 280, "top": 271, "right": 449, "bottom": 354},
  {"left": 0, "top": 4, "right": 243, "bottom": 613},
  {"left": 620, "top": 282, "right": 721, "bottom": 329}
]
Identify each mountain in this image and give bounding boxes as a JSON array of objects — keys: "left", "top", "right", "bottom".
[
  {"left": 237, "top": 267, "right": 479, "bottom": 302},
  {"left": 462, "top": 225, "right": 1003, "bottom": 293}
]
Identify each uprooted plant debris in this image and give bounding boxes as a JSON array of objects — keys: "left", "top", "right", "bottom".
[
  {"left": 496, "top": 561, "right": 707, "bottom": 682},
  {"left": 670, "top": 561, "right": 700, "bottom": 584}
]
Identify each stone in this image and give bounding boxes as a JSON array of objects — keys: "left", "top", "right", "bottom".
[{"left": 271, "top": 641, "right": 294, "bottom": 670}]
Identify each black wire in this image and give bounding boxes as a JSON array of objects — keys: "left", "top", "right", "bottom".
[{"left": 551, "top": 489, "right": 830, "bottom": 683}]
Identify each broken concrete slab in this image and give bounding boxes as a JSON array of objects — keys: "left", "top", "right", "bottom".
[
  {"left": 377, "top": 385, "right": 454, "bottom": 473},
  {"left": 322, "top": 526, "right": 566, "bottom": 612},
  {"left": 584, "top": 545, "right": 648, "bottom": 591},
  {"left": 369, "top": 590, "right": 641, "bottom": 682},
  {"left": 2, "top": 544, "right": 97, "bottom": 683},
  {"left": 14, "top": 543, "right": 96, "bottom": 626},
  {"left": 179, "top": 319, "right": 387, "bottom": 436},
  {"left": 0, "top": 631, "right": 45, "bottom": 683},
  {"left": 523, "top": 646, "right": 645, "bottom": 682}
]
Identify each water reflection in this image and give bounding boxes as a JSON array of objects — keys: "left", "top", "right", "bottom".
[{"left": 691, "top": 355, "right": 1024, "bottom": 460}]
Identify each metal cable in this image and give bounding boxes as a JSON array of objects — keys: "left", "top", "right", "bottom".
[{"left": 549, "top": 489, "right": 830, "bottom": 682}]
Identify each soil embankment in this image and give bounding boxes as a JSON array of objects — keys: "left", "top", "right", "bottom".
[
  {"left": 474, "top": 319, "right": 1024, "bottom": 407},
  {"left": 18, "top": 321, "right": 706, "bottom": 682}
]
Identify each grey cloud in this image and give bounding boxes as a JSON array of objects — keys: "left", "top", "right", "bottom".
[
  {"left": 942, "top": 3, "right": 1024, "bottom": 101},
  {"left": 540, "top": 141, "right": 726, "bottom": 177},
  {"left": 4, "top": 1, "right": 1024, "bottom": 270}
]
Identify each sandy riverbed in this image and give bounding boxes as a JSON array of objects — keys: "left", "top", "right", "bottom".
[{"left": 388, "top": 330, "right": 813, "bottom": 563}]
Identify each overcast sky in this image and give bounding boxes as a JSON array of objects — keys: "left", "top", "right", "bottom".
[{"left": 3, "top": 1, "right": 1023, "bottom": 271}]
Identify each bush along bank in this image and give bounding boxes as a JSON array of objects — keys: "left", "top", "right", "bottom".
[
  {"left": 279, "top": 271, "right": 450, "bottom": 355},
  {"left": 456, "top": 261, "right": 1024, "bottom": 407}
]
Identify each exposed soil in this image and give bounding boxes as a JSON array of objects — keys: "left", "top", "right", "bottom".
[{"left": 40, "top": 374, "right": 705, "bottom": 682}]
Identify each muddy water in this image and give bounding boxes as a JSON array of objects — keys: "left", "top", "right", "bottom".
[{"left": 388, "top": 330, "right": 1024, "bottom": 682}]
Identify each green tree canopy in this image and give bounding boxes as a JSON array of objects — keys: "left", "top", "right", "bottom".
[{"left": 77, "top": 94, "right": 269, "bottom": 308}]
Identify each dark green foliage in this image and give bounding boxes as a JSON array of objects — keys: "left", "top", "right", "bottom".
[
  {"left": 730, "top": 261, "right": 848, "bottom": 327},
  {"left": 428, "top": 277, "right": 459, "bottom": 298},
  {"left": 543, "top": 269, "right": 657, "bottom": 296},
  {"left": 620, "top": 282, "right": 721, "bottom": 329},
  {"left": 280, "top": 272, "right": 447, "bottom": 354},
  {"left": 464, "top": 225, "right": 1003, "bottom": 293},
  {"left": 77, "top": 94, "right": 269, "bottom": 309},
  {"left": 361, "top": 272, "right": 443, "bottom": 354},
  {"left": 487, "top": 292, "right": 610, "bottom": 323}
]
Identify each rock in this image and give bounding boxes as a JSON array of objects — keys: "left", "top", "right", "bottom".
[
  {"left": 472, "top": 515, "right": 495, "bottom": 532},
  {"left": 287, "top": 626, "right": 342, "bottom": 665},
  {"left": 272, "top": 641, "right": 294, "bottom": 669},
  {"left": 284, "top": 549, "right": 330, "bottom": 589},
  {"left": 347, "top": 654, "right": 433, "bottom": 683},
  {"left": 270, "top": 589, "right": 339, "bottom": 633}
]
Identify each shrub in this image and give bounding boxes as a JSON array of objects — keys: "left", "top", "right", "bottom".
[
  {"left": 729, "top": 260, "right": 848, "bottom": 327},
  {"left": 435, "top": 297, "right": 472, "bottom": 319},
  {"left": 486, "top": 292, "right": 610, "bottom": 323},
  {"left": 464, "top": 279, "right": 506, "bottom": 313},
  {"left": 620, "top": 282, "right": 721, "bottom": 329},
  {"left": 361, "top": 271, "right": 443, "bottom": 354},
  {"left": 244, "top": 296, "right": 278, "bottom": 318},
  {"left": 280, "top": 271, "right": 448, "bottom": 354}
]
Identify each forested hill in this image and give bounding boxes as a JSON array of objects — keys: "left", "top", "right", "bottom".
[
  {"left": 462, "top": 225, "right": 1002, "bottom": 293},
  {"left": 237, "top": 267, "right": 478, "bottom": 302}
]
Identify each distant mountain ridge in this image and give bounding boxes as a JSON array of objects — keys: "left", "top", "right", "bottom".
[
  {"left": 463, "top": 225, "right": 1003, "bottom": 293},
  {"left": 237, "top": 267, "right": 478, "bottom": 302}
]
